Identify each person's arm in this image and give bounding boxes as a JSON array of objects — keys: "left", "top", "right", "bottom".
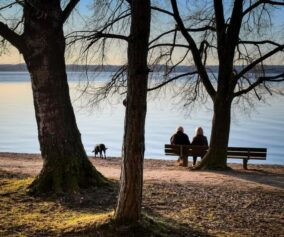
[
  {"left": 170, "top": 135, "right": 175, "bottom": 144},
  {"left": 191, "top": 136, "right": 196, "bottom": 145},
  {"left": 186, "top": 135, "right": 191, "bottom": 145},
  {"left": 204, "top": 136, "right": 208, "bottom": 146}
]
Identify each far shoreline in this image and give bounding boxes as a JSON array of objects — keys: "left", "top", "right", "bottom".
[{"left": 0, "top": 151, "right": 283, "bottom": 167}]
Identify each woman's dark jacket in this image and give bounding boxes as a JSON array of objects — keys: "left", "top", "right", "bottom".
[{"left": 191, "top": 135, "right": 208, "bottom": 146}]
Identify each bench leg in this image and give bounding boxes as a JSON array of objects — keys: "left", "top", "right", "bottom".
[
  {"left": 180, "top": 156, "right": 188, "bottom": 167},
  {"left": 243, "top": 159, "right": 248, "bottom": 170}
]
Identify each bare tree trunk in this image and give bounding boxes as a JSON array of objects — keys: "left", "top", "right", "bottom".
[
  {"left": 115, "top": 0, "right": 151, "bottom": 223},
  {"left": 195, "top": 96, "right": 232, "bottom": 169},
  {"left": 21, "top": 1, "right": 106, "bottom": 194}
]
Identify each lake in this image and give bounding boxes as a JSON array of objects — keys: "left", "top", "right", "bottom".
[{"left": 0, "top": 71, "right": 283, "bottom": 165}]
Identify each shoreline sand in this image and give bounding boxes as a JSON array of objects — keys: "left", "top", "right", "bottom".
[{"left": 0, "top": 152, "right": 283, "bottom": 191}]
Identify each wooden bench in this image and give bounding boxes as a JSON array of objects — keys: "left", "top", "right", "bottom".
[{"left": 164, "top": 144, "right": 267, "bottom": 169}]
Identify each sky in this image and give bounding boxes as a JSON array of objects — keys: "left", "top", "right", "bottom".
[{"left": 0, "top": 0, "right": 283, "bottom": 65}]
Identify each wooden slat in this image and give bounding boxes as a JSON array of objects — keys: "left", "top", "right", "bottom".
[
  {"left": 227, "top": 147, "right": 267, "bottom": 152},
  {"left": 227, "top": 156, "right": 266, "bottom": 160},
  {"left": 227, "top": 151, "right": 267, "bottom": 157}
]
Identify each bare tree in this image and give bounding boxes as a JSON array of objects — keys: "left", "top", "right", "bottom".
[
  {"left": 114, "top": 0, "right": 151, "bottom": 223},
  {"left": 67, "top": 0, "right": 151, "bottom": 222},
  {"left": 0, "top": 0, "right": 107, "bottom": 194},
  {"left": 149, "top": 0, "right": 284, "bottom": 169}
]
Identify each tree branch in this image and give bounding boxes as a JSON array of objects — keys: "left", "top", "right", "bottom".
[
  {"left": 149, "top": 26, "right": 216, "bottom": 46},
  {"left": 151, "top": 6, "right": 174, "bottom": 16},
  {"left": 0, "top": 21, "right": 24, "bottom": 52},
  {"left": 149, "top": 43, "right": 189, "bottom": 50},
  {"left": 0, "top": 1, "right": 22, "bottom": 11},
  {"left": 243, "top": 0, "right": 284, "bottom": 16},
  {"left": 259, "top": 73, "right": 284, "bottom": 82},
  {"left": 62, "top": 0, "right": 80, "bottom": 23},
  {"left": 234, "top": 78, "right": 264, "bottom": 97},
  {"left": 148, "top": 71, "right": 198, "bottom": 92},
  {"left": 170, "top": 0, "right": 216, "bottom": 99},
  {"left": 88, "top": 32, "right": 128, "bottom": 42},
  {"left": 213, "top": 0, "right": 225, "bottom": 44},
  {"left": 235, "top": 44, "right": 284, "bottom": 80},
  {"left": 234, "top": 72, "right": 284, "bottom": 98},
  {"left": 238, "top": 40, "right": 281, "bottom": 47}
]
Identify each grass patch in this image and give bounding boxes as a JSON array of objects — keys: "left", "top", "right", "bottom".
[
  {"left": 0, "top": 178, "right": 117, "bottom": 236},
  {"left": 0, "top": 176, "right": 196, "bottom": 237}
]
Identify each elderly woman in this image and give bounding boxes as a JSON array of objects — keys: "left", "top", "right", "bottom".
[{"left": 191, "top": 127, "right": 208, "bottom": 166}]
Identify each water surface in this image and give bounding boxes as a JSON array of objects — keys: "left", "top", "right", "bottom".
[{"left": 0, "top": 72, "right": 283, "bottom": 164}]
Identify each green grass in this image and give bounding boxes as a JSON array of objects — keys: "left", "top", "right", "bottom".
[{"left": 0, "top": 177, "right": 188, "bottom": 237}]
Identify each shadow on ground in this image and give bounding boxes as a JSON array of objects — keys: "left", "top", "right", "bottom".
[{"left": 0, "top": 169, "right": 210, "bottom": 237}]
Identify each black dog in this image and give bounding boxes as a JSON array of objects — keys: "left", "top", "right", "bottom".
[{"left": 92, "top": 144, "right": 107, "bottom": 159}]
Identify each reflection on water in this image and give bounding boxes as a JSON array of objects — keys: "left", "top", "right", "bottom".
[{"left": 0, "top": 72, "right": 283, "bottom": 164}]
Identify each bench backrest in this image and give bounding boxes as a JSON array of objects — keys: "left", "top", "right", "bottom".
[{"left": 165, "top": 144, "right": 267, "bottom": 160}]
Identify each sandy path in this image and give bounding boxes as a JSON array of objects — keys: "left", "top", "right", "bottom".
[{"left": 0, "top": 153, "right": 283, "bottom": 192}]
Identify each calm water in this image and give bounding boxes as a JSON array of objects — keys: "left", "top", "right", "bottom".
[{"left": 0, "top": 72, "right": 283, "bottom": 164}]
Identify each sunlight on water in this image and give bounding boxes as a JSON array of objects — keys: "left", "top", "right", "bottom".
[{"left": 0, "top": 72, "right": 283, "bottom": 164}]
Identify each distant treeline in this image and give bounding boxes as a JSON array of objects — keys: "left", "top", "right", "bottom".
[{"left": 0, "top": 64, "right": 283, "bottom": 74}]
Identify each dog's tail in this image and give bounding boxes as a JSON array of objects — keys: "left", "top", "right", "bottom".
[{"left": 91, "top": 150, "right": 95, "bottom": 153}]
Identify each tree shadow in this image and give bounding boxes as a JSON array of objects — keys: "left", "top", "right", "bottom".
[
  {"left": 0, "top": 170, "right": 210, "bottom": 237},
  {"left": 212, "top": 166, "right": 284, "bottom": 190}
]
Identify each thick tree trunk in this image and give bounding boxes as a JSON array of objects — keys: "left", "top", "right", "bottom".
[
  {"left": 115, "top": 0, "right": 150, "bottom": 223},
  {"left": 195, "top": 96, "right": 232, "bottom": 170},
  {"left": 21, "top": 1, "right": 106, "bottom": 194}
]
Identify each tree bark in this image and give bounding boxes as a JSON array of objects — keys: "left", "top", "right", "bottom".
[
  {"left": 195, "top": 95, "right": 232, "bottom": 170},
  {"left": 20, "top": 1, "right": 106, "bottom": 194},
  {"left": 115, "top": 0, "right": 151, "bottom": 223}
]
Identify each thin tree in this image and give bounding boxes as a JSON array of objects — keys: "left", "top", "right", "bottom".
[
  {"left": 113, "top": 0, "right": 150, "bottom": 223},
  {"left": 0, "top": 0, "right": 107, "bottom": 194},
  {"left": 67, "top": 0, "right": 151, "bottom": 222}
]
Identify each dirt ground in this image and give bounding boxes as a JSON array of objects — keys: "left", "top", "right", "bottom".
[{"left": 0, "top": 152, "right": 284, "bottom": 236}]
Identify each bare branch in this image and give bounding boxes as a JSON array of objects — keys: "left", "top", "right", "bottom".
[
  {"left": 259, "top": 73, "right": 284, "bottom": 82},
  {"left": 148, "top": 71, "right": 198, "bottom": 92},
  {"left": 0, "top": 21, "right": 24, "bottom": 51},
  {"left": 88, "top": 32, "right": 128, "bottom": 42},
  {"left": 236, "top": 44, "right": 284, "bottom": 80},
  {"left": 234, "top": 71, "right": 284, "bottom": 98},
  {"left": 170, "top": 0, "right": 216, "bottom": 99},
  {"left": 243, "top": 0, "right": 284, "bottom": 16},
  {"left": 234, "top": 77, "right": 264, "bottom": 97},
  {"left": 238, "top": 40, "right": 281, "bottom": 47},
  {"left": 149, "top": 43, "right": 189, "bottom": 50},
  {"left": 213, "top": 0, "right": 225, "bottom": 43},
  {"left": 151, "top": 6, "right": 174, "bottom": 16},
  {"left": 62, "top": 0, "right": 80, "bottom": 23},
  {"left": 149, "top": 26, "right": 216, "bottom": 46},
  {"left": 0, "top": 1, "right": 22, "bottom": 11}
]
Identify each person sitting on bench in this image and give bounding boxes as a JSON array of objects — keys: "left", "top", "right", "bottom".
[
  {"left": 170, "top": 126, "right": 190, "bottom": 145},
  {"left": 191, "top": 127, "right": 208, "bottom": 166},
  {"left": 170, "top": 126, "right": 190, "bottom": 165}
]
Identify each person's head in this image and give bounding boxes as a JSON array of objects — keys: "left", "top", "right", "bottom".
[
  {"left": 176, "top": 126, "right": 184, "bottom": 133},
  {"left": 195, "top": 127, "right": 204, "bottom": 136}
]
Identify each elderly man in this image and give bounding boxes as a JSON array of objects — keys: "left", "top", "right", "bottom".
[
  {"left": 170, "top": 126, "right": 190, "bottom": 145},
  {"left": 170, "top": 126, "right": 190, "bottom": 166}
]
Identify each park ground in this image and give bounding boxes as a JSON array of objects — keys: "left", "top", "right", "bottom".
[{"left": 0, "top": 152, "right": 283, "bottom": 237}]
